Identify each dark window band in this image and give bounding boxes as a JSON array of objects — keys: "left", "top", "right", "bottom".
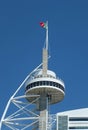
[
  {"left": 69, "top": 126, "right": 88, "bottom": 129},
  {"left": 26, "top": 81, "right": 65, "bottom": 92},
  {"left": 69, "top": 117, "right": 88, "bottom": 121}
]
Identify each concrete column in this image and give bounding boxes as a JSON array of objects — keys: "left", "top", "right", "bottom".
[
  {"left": 42, "top": 48, "right": 48, "bottom": 76},
  {"left": 39, "top": 95, "right": 48, "bottom": 130}
]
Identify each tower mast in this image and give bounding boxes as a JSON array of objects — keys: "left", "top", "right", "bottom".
[
  {"left": 40, "top": 21, "right": 49, "bottom": 130},
  {"left": 45, "top": 21, "right": 48, "bottom": 50},
  {"left": 42, "top": 21, "right": 48, "bottom": 76}
]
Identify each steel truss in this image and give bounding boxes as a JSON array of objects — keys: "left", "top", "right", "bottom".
[{"left": 0, "top": 64, "right": 56, "bottom": 130}]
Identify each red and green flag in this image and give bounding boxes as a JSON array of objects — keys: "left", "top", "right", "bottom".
[{"left": 40, "top": 22, "right": 48, "bottom": 29}]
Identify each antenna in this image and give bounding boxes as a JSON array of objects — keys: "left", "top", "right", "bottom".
[{"left": 42, "top": 21, "right": 48, "bottom": 76}]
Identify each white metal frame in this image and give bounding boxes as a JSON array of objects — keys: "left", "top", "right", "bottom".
[
  {"left": 0, "top": 64, "right": 42, "bottom": 130},
  {"left": 0, "top": 63, "right": 55, "bottom": 130}
]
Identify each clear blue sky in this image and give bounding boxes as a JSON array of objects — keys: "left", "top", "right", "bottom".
[{"left": 0, "top": 0, "right": 88, "bottom": 121}]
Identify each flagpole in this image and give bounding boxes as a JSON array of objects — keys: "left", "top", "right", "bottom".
[{"left": 46, "top": 21, "right": 48, "bottom": 51}]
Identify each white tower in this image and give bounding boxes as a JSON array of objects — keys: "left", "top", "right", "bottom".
[{"left": 0, "top": 21, "right": 65, "bottom": 130}]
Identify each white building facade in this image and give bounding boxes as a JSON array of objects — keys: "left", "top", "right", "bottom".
[{"left": 56, "top": 108, "right": 88, "bottom": 130}]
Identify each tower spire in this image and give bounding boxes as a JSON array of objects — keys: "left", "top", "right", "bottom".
[
  {"left": 45, "top": 21, "right": 48, "bottom": 50},
  {"left": 40, "top": 21, "right": 48, "bottom": 76},
  {"left": 40, "top": 21, "right": 48, "bottom": 50}
]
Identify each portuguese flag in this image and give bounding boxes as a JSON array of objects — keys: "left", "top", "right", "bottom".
[{"left": 40, "top": 22, "right": 48, "bottom": 29}]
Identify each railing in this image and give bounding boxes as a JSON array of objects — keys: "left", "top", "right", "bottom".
[{"left": 34, "top": 74, "right": 64, "bottom": 84}]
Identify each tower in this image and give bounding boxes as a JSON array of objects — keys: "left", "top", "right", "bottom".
[{"left": 0, "top": 21, "right": 65, "bottom": 130}]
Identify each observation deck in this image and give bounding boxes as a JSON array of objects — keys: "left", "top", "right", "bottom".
[{"left": 25, "top": 69, "right": 65, "bottom": 104}]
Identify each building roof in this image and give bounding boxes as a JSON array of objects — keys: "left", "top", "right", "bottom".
[{"left": 57, "top": 108, "right": 88, "bottom": 117}]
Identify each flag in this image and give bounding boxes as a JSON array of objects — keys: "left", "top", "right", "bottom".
[{"left": 40, "top": 22, "right": 48, "bottom": 29}]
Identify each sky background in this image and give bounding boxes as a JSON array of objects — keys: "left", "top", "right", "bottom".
[{"left": 0, "top": 0, "right": 88, "bottom": 128}]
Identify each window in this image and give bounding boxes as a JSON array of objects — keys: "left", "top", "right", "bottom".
[
  {"left": 26, "top": 81, "right": 65, "bottom": 92},
  {"left": 69, "top": 117, "right": 88, "bottom": 121},
  {"left": 50, "top": 81, "right": 53, "bottom": 86},
  {"left": 43, "top": 81, "right": 46, "bottom": 85},
  {"left": 56, "top": 83, "right": 59, "bottom": 87},
  {"left": 58, "top": 116, "right": 68, "bottom": 130},
  {"left": 36, "top": 81, "right": 39, "bottom": 86},
  {"left": 46, "top": 81, "right": 49, "bottom": 85},
  {"left": 40, "top": 81, "right": 42, "bottom": 86},
  {"left": 69, "top": 126, "right": 88, "bottom": 129},
  {"left": 53, "top": 82, "right": 55, "bottom": 86}
]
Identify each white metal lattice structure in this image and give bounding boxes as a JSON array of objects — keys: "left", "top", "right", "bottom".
[
  {"left": 0, "top": 64, "right": 62, "bottom": 130},
  {"left": 0, "top": 64, "right": 41, "bottom": 130},
  {"left": 0, "top": 21, "right": 65, "bottom": 130}
]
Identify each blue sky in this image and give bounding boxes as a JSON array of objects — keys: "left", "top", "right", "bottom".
[{"left": 0, "top": 0, "right": 88, "bottom": 124}]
